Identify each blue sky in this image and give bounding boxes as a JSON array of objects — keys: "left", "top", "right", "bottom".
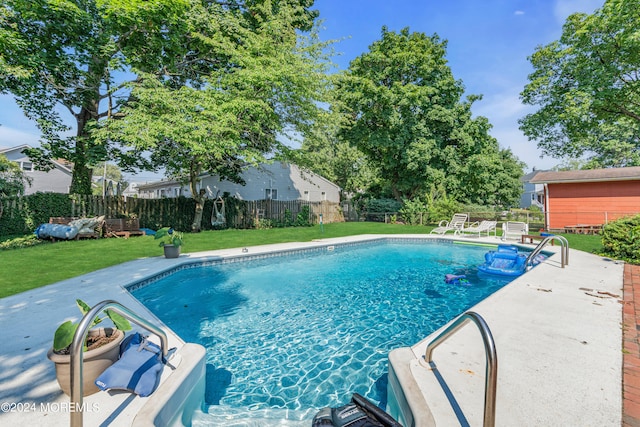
[{"left": 0, "top": 0, "right": 604, "bottom": 173}]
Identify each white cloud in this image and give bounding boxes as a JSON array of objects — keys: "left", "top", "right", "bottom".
[
  {"left": 514, "top": 10, "right": 525, "bottom": 16},
  {"left": 473, "top": 92, "right": 531, "bottom": 123},
  {"left": 553, "top": 0, "right": 604, "bottom": 24}
]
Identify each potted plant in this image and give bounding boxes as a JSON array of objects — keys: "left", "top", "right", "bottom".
[
  {"left": 154, "top": 227, "right": 183, "bottom": 258},
  {"left": 47, "top": 299, "right": 132, "bottom": 396}
]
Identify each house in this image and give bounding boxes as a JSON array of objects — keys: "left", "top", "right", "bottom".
[
  {"left": 0, "top": 145, "right": 72, "bottom": 194},
  {"left": 135, "top": 162, "right": 341, "bottom": 203},
  {"left": 529, "top": 166, "right": 640, "bottom": 231},
  {"left": 520, "top": 170, "right": 545, "bottom": 209}
]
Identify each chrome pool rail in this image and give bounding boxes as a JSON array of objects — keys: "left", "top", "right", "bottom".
[
  {"left": 424, "top": 311, "right": 497, "bottom": 427},
  {"left": 525, "top": 235, "right": 569, "bottom": 269},
  {"left": 69, "top": 300, "right": 169, "bottom": 427}
]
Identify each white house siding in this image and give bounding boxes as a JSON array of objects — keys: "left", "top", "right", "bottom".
[
  {"left": 1, "top": 145, "right": 72, "bottom": 194},
  {"left": 22, "top": 166, "right": 72, "bottom": 194},
  {"left": 201, "top": 162, "right": 340, "bottom": 203}
]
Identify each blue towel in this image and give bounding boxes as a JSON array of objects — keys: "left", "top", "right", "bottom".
[{"left": 95, "top": 333, "right": 164, "bottom": 397}]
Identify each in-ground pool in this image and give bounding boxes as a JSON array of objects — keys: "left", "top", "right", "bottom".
[{"left": 130, "top": 240, "right": 518, "bottom": 423}]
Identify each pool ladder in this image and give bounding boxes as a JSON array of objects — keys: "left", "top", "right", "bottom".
[
  {"left": 525, "top": 235, "right": 569, "bottom": 269},
  {"left": 69, "top": 300, "right": 170, "bottom": 427},
  {"left": 424, "top": 311, "right": 497, "bottom": 427}
]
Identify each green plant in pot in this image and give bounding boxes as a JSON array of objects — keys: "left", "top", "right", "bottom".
[
  {"left": 155, "top": 227, "right": 183, "bottom": 258},
  {"left": 47, "top": 299, "right": 132, "bottom": 396}
]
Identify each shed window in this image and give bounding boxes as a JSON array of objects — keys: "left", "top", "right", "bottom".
[{"left": 21, "top": 162, "right": 33, "bottom": 171}]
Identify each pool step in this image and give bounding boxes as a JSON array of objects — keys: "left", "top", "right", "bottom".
[{"left": 192, "top": 405, "right": 315, "bottom": 426}]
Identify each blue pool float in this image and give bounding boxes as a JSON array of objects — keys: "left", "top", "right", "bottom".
[{"left": 478, "top": 245, "right": 527, "bottom": 277}]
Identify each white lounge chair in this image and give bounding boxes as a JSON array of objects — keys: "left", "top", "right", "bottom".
[
  {"left": 430, "top": 213, "right": 468, "bottom": 235},
  {"left": 457, "top": 220, "right": 497, "bottom": 237},
  {"left": 501, "top": 221, "right": 528, "bottom": 241}
]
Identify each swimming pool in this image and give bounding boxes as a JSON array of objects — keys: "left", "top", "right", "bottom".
[{"left": 130, "top": 240, "right": 515, "bottom": 423}]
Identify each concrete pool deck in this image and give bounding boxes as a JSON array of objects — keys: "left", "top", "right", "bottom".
[{"left": 0, "top": 234, "right": 630, "bottom": 426}]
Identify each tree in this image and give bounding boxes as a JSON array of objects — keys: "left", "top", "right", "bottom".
[
  {"left": 519, "top": 0, "right": 640, "bottom": 168},
  {"left": 296, "top": 110, "right": 376, "bottom": 198},
  {"left": 0, "top": 0, "right": 191, "bottom": 194},
  {"left": 99, "top": 1, "right": 329, "bottom": 231},
  {"left": 335, "top": 27, "right": 523, "bottom": 206},
  {"left": 0, "top": 153, "right": 30, "bottom": 220}
]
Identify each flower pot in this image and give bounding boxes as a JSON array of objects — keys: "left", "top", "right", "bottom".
[
  {"left": 163, "top": 244, "right": 181, "bottom": 258},
  {"left": 47, "top": 327, "right": 124, "bottom": 396}
]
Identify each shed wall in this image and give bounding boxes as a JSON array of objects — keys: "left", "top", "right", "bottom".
[{"left": 546, "top": 181, "right": 640, "bottom": 229}]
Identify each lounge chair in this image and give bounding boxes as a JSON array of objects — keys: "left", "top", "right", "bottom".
[
  {"left": 501, "top": 221, "right": 528, "bottom": 241},
  {"left": 430, "top": 213, "right": 468, "bottom": 235},
  {"left": 457, "top": 220, "right": 497, "bottom": 237}
]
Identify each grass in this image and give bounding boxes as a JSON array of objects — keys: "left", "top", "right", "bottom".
[{"left": 0, "top": 222, "right": 603, "bottom": 299}]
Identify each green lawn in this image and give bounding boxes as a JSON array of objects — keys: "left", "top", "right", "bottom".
[{"left": 0, "top": 222, "right": 603, "bottom": 299}]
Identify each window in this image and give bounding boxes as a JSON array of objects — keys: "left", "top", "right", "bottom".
[
  {"left": 266, "top": 188, "right": 278, "bottom": 200},
  {"left": 21, "top": 162, "right": 33, "bottom": 171},
  {"left": 321, "top": 191, "right": 326, "bottom": 201}
]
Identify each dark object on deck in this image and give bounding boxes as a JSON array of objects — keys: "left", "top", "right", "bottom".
[{"left": 312, "top": 393, "right": 402, "bottom": 427}]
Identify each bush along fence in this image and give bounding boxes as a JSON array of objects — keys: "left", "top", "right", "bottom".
[{"left": 0, "top": 193, "right": 344, "bottom": 237}]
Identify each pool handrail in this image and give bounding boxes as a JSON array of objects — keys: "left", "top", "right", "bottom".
[
  {"left": 424, "top": 311, "right": 497, "bottom": 427},
  {"left": 525, "top": 235, "right": 569, "bottom": 269},
  {"left": 69, "top": 299, "right": 169, "bottom": 427}
]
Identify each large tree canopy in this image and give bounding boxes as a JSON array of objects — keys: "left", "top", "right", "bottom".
[
  {"left": 335, "top": 27, "right": 523, "bottom": 206},
  {"left": 519, "top": 0, "right": 640, "bottom": 168},
  {"left": 0, "top": 0, "right": 193, "bottom": 193},
  {"left": 98, "top": 0, "right": 329, "bottom": 230},
  {"left": 0, "top": 0, "right": 319, "bottom": 195}
]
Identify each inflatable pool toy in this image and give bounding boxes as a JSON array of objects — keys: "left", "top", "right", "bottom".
[
  {"left": 478, "top": 245, "right": 527, "bottom": 277},
  {"left": 444, "top": 274, "right": 470, "bottom": 285}
]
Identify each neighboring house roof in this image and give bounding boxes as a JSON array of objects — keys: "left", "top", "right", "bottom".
[
  {"left": 0, "top": 144, "right": 73, "bottom": 174},
  {"left": 136, "top": 178, "right": 182, "bottom": 192},
  {"left": 529, "top": 166, "right": 640, "bottom": 184},
  {"left": 521, "top": 170, "right": 544, "bottom": 182}
]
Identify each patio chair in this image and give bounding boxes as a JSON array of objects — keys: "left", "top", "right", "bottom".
[
  {"left": 430, "top": 213, "right": 468, "bottom": 235},
  {"left": 501, "top": 221, "right": 528, "bottom": 241},
  {"left": 457, "top": 220, "right": 497, "bottom": 237}
]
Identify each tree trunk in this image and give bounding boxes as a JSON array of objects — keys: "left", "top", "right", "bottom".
[
  {"left": 70, "top": 106, "right": 97, "bottom": 195},
  {"left": 189, "top": 163, "right": 204, "bottom": 232},
  {"left": 191, "top": 192, "right": 205, "bottom": 232}
]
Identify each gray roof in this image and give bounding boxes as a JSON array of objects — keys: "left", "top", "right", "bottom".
[{"left": 529, "top": 166, "right": 640, "bottom": 184}]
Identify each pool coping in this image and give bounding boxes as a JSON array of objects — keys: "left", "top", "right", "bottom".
[
  {"left": 0, "top": 234, "right": 624, "bottom": 426},
  {"left": 388, "top": 236, "right": 623, "bottom": 426}
]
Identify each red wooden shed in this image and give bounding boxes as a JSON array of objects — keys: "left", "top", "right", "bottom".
[{"left": 529, "top": 166, "right": 640, "bottom": 233}]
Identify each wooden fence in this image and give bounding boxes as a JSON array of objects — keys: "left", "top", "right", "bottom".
[
  {"left": 0, "top": 193, "right": 344, "bottom": 236},
  {"left": 235, "top": 199, "right": 344, "bottom": 228}
]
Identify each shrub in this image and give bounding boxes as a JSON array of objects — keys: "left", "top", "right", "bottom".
[
  {"left": 427, "top": 198, "right": 462, "bottom": 223},
  {"left": 295, "top": 206, "right": 312, "bottom": 227},
  {"left": 400, "top": 199, "right": 428, "bottom": 225},
  {"left": 363, "top": 198, "right": 402, "bottom": 222},
  {"left": 601, "top": 214, "right": 640, "bottom": 264},
  {"left": 0, "top": 234, "right": 47, "bottom": 250}
]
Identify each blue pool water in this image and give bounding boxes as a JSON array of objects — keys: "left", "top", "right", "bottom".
[{"left": 131, "top": 240, "right": 515, "bottom": 421}]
